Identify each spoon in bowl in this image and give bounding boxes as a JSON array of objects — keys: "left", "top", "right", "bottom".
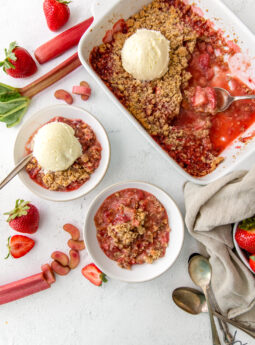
[
  {"left": 172, "top": 287, "right": 255, "bottom": 339},
  {"left": 214, "top": 87, "right": 255, "bottom": 113},
  {"left": 188, "top": 255, "right": 221, "bottom": 345},
  {"left": 0, "top": 153, "right": 33, "bottom": 190}
]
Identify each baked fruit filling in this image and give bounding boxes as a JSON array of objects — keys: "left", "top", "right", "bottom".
[
  {"left": 90, "top": 0, "right": 255, "bottom": 177},
  {"left": 95, "top": 188, "right": 170, "bottom": 269}
]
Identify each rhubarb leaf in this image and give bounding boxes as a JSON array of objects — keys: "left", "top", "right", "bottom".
[
  {"left": 0, "top": 82, "right": 30, "bottom": 127},
  {"left": 238, "top": 216, "right": 255, "bottom": 230}
]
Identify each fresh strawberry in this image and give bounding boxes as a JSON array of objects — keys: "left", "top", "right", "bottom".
[
  {"left": 249, "top": 255, "right": 255, "bottom": 273},
  {"left": 235, "top": 217, "right": 255, "bottom": 253},
  {"left": 81, "top": 263, "right": 107, "bottom": 286},
  {"left": 235, "top": 228, "right": 255, "bottom": 253},
  {"left": 4, "top": 199, "right": 40, "bottom": 234},
  {"left": 43, "top": 0, "right": 71, "bottom": 32},
  {"left": 0, "top": 42, "right": 37, "bottom": 78},
  {"left": 5, "top": 235, "right": 35, "bottom": 259}
]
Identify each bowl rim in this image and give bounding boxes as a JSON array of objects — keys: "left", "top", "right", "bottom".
[
  {"left": 83, "top": 180, "right": 185, "bottom": 283},
  {"left": 13, "top": 104, "right": 111, "bottom": 202},
  {"left": 233, "top": 222, "right": 254, "bottom": 274}
]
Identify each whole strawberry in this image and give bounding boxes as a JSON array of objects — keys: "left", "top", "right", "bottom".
[
  {"left": 0, "top": 42, "right": 37, "bottom": 78},
  {"left": 249, "top": 255, "right": 255, "bottom": 273},
  {"left": 4, "top": 199, "right": 40, "bottom": 234},
  {"left": 43, "top": 0, "right": 71, "bottom": 31},
  {"left": 235, "top": 216, "right": 255, "bottom": 253}
]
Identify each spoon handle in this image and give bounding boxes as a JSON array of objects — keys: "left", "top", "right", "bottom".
[
  {"left": 233, "top": 95, "right": 255, "bottom": 102},
  {"left": 0, "top": 154, "right": 33, "bottom": 190},
  {"left": 204, "top": 286, "right": 221, "bottom": 345},
  {"left": 213, "top": 311, "right": 255, "bottom": 339}
]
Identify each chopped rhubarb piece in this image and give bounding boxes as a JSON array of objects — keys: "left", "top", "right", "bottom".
[
  {"left": 112, "top": 19, "right": 127, "bottom": 34},
  {"left": 72, "top": 85, "right": 91, "bottom": 97},
  {"left": 103, "top": 30, "right": 113, "bottom": 44}
]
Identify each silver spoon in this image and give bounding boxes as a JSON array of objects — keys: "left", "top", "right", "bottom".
[
  {"left": 215, "top": 87, "right": 255, "bottom": 113},
  {"left": 0, "top": 153, "right": 33, "bottom": 190},
  {"left": 188, "top": 255, "right": 221, "bottom": 345},
  {"left": 172, "top": 287, "right": 255, "bottom": 339}
]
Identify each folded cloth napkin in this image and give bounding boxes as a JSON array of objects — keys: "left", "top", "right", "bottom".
[{"left": 184, "top": 167, "right": 255, "bottom": 323}]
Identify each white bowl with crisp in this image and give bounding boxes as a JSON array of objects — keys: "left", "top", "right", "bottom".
[
  {"left": 84, "top": 181, "right": 184, "bottom": 283},
  {"left": 14, "top": 104, "right": 110, "bottom": 202}
]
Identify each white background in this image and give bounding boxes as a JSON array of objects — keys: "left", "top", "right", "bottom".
[{"left": 0, "top": 0, "right": 254, "bottom": 344}]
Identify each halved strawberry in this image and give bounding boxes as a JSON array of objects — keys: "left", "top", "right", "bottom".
[
  {"left": 81, "top": 263, "right": 107, "bottom": 286},
  {"left": 5, "top": 235, "right": 35, "bottom": 259},
  {"left": 249, "top": 255, "right": 255, "bottom": 273}
]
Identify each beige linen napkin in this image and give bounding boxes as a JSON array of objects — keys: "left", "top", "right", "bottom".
[{"left": 184, "top": 167, "right": 255, "bottom": 323}]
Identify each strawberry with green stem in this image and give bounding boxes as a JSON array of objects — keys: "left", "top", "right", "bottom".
[
  {"left": 0, "top": 42, "right": 37, "bottom": 78},
  {"left": 4, "top": 199, "right": 40, "bottom": 234}
]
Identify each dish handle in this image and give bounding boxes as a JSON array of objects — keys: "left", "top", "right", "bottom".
[{"left": 90, "top": 0, "right": 119, "bottom": 24}]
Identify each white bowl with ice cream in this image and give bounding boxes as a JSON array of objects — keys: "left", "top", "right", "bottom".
[{"left": 14, "top": 104, "right": 110, "bottom": 202}]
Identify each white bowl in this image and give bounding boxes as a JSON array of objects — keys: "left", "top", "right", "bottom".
[
  {"left": 14, "top": 104, "right": 110, "bottom": 202},
  {"left": 233, "top": 222, "right": 254, "bottom": 274},
  {"left": 84, "top": 181, "right": 184, "bottom": 282}
]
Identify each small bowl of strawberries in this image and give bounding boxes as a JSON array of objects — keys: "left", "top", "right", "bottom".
[{"left": 233, "top": 216, "right": 255, "bottom": 274}]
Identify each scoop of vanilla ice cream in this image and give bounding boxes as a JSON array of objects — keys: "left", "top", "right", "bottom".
[
  {"left": 121, "top": 29, "right": 170, "bottom": 81},
  {"left": 33, "top": 122, "right": 82, "bottom": 172}
]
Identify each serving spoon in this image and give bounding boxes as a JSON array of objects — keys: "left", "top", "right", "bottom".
[
  {"left": 172, "top": 287, "right": 255, "bottom": 339},
  {"left": 0, "top": 153, "right": 33, "bottom": 190},
  {"left": 188, "top": 255, "right": 221, "bottom": 345},
  {"left": 215, "top": 87, "right": 255, "bottom": 113}
]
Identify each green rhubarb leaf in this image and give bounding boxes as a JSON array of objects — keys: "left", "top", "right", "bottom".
[
  {"left": 238, "top": 216, "right": 255, "bottom": 230},
  {"left": 0, "top": 83, "right": 30, "bottom": 127}
]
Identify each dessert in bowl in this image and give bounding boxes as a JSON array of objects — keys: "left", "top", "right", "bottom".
[
  {"left": 79, "top": 0, "right": 255, "bottom": 183},
  {"left": 84, "top": 181, "right": 184, "bottom": 282},
  {"left": 14, "top": 104, "right": 110, "bottom": 201}
]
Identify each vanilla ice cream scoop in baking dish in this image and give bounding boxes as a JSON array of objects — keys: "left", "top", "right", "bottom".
[{"left": 79, "top": 0, "right": 255, "bottom": 184}]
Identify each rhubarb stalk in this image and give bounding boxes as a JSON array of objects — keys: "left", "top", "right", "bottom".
[
  {"left": 0, "top": 52, "right": 81, "bottom": 127},
  {"left": 35, "top": 17, "right": 94, "bottom": 64}
]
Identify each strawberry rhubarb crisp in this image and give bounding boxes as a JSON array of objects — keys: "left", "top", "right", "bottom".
[
  {"left": 90, "top": 0, "right": 255, "bottom": 177},
  {"left": 94, "top": 188, "right": 170, "bottom": 269},
  {"left": 25, "top": 117, "right": 102, "bottom": 191}
]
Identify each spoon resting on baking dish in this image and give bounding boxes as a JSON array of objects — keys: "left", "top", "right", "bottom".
[{"left": 215, "top": 87, "right": 255, "bottom": 113}]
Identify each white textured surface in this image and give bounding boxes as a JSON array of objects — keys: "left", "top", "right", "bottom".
[{"left": 0, "top": 1, "right": 254, "bottom": 344}]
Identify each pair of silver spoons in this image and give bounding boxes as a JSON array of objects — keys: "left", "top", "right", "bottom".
[{"left": 172, "top": 255, "right": 255, "bottom": 343}]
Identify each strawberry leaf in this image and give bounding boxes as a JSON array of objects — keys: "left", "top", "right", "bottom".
[
  {"left": 4, "top": 199, "right": 30, "bottom": 222},
  {"left": 250, "top": 255, "right": 255, "bottom": 262},
  {"left": 100, "top": 273, "right": 108, "bottom": 283},
  {"left": 57, "top": 0, "right": 72, "bottom": 4},
  {"left": 238, "top": 216, "right": 255, "bottom": 230}
]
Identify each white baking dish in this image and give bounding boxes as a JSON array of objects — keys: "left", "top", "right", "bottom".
[{"left": 78, "top": 0, "right": 255, "bottom": 185}]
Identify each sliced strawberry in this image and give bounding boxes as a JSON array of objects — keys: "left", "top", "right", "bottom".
[
  {"left": 192, "top": 86, "right": 207, "bottom": 107},
  {"left": 5, "top": 235, "right": 35, "bottom": 259},
  {"left": 198, "top": 53, "right": 210, "bottom": 71},
  {"left": 249, "top": 255, "right": 255, "bottom": 273},
  {"left": 81, "top": 263, "right": 107, "bottom": 286}
]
